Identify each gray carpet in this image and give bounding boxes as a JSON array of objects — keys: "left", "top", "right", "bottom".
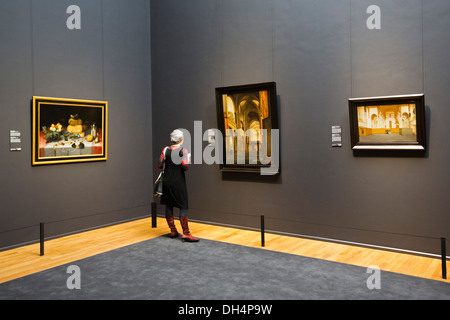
[{"left": 1, "top": 236, "right": 449, "bottom": 300}]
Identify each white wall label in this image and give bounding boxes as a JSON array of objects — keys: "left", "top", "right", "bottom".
[
  {"left": 10, "top": 130, "right": 21, "bottom": 151},
  {"left": 332, "top": 126, "right": 342, "bottom": 147}
]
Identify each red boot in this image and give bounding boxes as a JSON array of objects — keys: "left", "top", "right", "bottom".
[
  {"left": 165, "top": 216, "right": 180, "bottom": 238},
  {"left": 180, "top": 217, "right": 199, "bottom": 242}
]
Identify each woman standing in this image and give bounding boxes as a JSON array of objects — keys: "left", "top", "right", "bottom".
[{"left": 158, "top": 129, "right": 199, "bottom": 242}]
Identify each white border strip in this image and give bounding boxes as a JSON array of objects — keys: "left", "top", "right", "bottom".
[
  {"left": 349, "top": 93, "right": 424, "bottom": 101},
  {"left": 353, "top": 145, "right": 425, "bottom": 150}
]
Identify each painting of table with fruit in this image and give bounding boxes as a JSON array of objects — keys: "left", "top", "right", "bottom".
[{"left": 32, "top": 96, "right": 107, "bottom": 165}]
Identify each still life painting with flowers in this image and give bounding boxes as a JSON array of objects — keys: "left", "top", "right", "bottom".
[{"left": 32, "top": 96, "right": 107, "bottom": 165}]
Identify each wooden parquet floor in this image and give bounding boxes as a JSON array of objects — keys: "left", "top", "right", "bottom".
[{"left": 0, "top": 217, "right": 448, "bottom": 285}]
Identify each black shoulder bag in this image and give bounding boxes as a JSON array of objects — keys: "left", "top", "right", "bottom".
[{"left": 154, "top": 147, "right": 167, "bottom": 197}]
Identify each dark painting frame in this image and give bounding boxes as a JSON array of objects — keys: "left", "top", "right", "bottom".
[
  {"left": 349, "top": 94, "right": 426, "bottom": 152},
  {"left": 215, "top": 82, "right": 279, "bottom": 173},
  {"left": 32, "top": 96, "right": 108, "bottom": 165}
]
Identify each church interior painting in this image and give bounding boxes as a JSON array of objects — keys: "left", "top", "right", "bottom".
[
  {"left": 357, "top": 103, "right": 417, "bottom": 143},
  {"left": 216, "top": 82, "right": 278, "bottom": 172}
]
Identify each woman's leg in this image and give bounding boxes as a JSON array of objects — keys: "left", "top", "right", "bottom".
[
  {"left": 165, "top": 205, "right": 174, "bottom": 217},
  {"left": 179, "top": 208, "right": 188, "bottom": 218},
  {"left": 165, "top": 205, "right": 180, "bottom": 238},
  {"left": 179, "top": 209, "right": 199, "bottom": 242}
]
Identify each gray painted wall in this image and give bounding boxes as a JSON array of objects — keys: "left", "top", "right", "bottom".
[
  {"left": 0, "top": 0, "right": 152, "bottom": 249},
  {"left": 151, "top": 0, "right": 450, "bottom": 255}
]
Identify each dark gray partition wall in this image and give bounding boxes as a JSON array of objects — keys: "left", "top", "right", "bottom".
[
  {"left": 151, "top": 0, "right": 450, "bottom": 255},
  {"left": 0, "top": 0, "right": 152, "bottom": 248},
  {"left": 351, "top": 0, "right": 424, "bottom": 96}
]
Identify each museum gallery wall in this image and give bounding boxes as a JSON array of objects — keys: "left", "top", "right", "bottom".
[
  {"left": 0, "top": 0, "right": 152, "bottom": 248},
  {"left": 1, "top": 0, "right": 450, "bottom": 257},
  {"left": 151, "top": 0, "right": 450, "bottom": 256}
]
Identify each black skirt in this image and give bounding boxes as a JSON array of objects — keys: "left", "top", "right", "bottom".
[{"left": 160, "top": 148, "right": 188, "bottom": 209}]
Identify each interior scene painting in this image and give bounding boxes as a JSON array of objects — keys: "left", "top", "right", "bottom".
[
  {"left": 357, "top": 104, "right": 417, "bottom": 143},
  {"left": 221, "top": 89, "right": 272, "bottom": 166},
  {"left": 32, "top": 97, "right": 107, "bottom": 165}
]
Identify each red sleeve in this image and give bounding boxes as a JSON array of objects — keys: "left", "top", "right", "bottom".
[
  {"left": 181, "top": 148, "right": 189, "bottom": 171},
  {"left": 158, "top": 147, "right": 167, "bottom": 169}
]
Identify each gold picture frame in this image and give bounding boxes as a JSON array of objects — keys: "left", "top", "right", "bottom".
[{"left": 32, "top": 96, "right": 108, "bottom": 165}]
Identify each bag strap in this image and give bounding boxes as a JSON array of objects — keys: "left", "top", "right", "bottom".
[{"left": 162, "top": 147, "right": 168, "bottom": 171}]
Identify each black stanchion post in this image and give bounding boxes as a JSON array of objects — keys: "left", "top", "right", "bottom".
[
  {"left": 151, "top": 202, "right": 157, "bottom": 228},
  {"left": 261, "top": 215, "right": 265, "bottom": 247},
  {"left": 441, "top": 237, "right": 447, "bottom": 280},
  {"left": 40, "top": 222, "right": 44, "bottom": 256}
]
